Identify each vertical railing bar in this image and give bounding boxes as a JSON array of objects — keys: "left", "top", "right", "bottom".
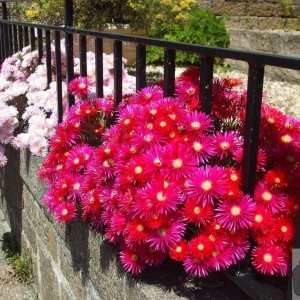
[
  {"left": 37, "top": 28, "right": 43, "bottom": 64},
  {"left": 18, "top": 25, "right": 23, "bottom": 51},
  {"left": 0, "top": 24, "right": 3, "bottom": 64},
  {"left": 79, "top": 34, "right": 87, "bottom": 77},
  {"left": 241, "top": 64, "right": 265, "bottom": 196},
  {"left": 163, "top": 48, "right": 176, "bottom": 97},
  {"left": 200, "top": 55, "right": 214, "bottom": 114},
  {"left": 55, "top": 31, "right": 63, "bottom": 123},
  {"left": 95, "top": 37, "right": 103, "bottom": 98},
  {"left": 24, "top": 26, "right": 29, "bottom": 46},
  {"left": 136, "top": 44, "right": 146, "bottom": 91},
  {"left": 45, "top": 30, "right": 52, "bottom": 86},
  {"left": 13, "top": 24, "right": 18, "bottom": 53},
  {"left": 113, "top": 40, "right": 123, "bottom": 106},
  {"left": 8, "top": 24, "right": 13, "bottom": 56},
  {"left": 3, "top": 24, "right": 9, "bottom": 59},
  {"left": 30, "top": 27, "right": 35, "bottom": 50},
  {"left": 65, "top": 0, "right": 75, "bottom": 107}
]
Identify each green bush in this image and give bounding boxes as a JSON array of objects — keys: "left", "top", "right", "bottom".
[{"left": 147, "top": 8, "right": 230, "bottom": 65}]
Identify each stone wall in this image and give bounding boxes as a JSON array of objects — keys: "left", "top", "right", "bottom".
[
  {"left": 227, "top": 29, "right": 300, "bottom": 83},
  {"left": 198, "top": 0, "right": 300, "bottom": 30},
  {"left": 1, "top": 146, "right": 266, "bottom": 300}
]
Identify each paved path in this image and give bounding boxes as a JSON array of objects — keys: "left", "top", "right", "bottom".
[{"left": 0, "top": 210, "right": 36, "bottom": 300}]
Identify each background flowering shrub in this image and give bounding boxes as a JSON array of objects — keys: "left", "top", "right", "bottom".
[
  {"left": 0, "top": 43, "right": 135, "bottom": 165},
  {"left": 39, "top": 68, "right": 300, "bottom": 279}
]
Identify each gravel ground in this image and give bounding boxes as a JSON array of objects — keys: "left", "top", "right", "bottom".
[
  {"left": 142, "top": 66, "right": 300, "bottom": 119},
  {"left": 0, "top": 210, "right": 36, "bottom": 300}
]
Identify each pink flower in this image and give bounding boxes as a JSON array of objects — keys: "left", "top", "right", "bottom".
[
  {"left": 120, "top": 247, "right": 145, "bottom": 274},
  {"left": 215, "top": 195, "right": 256, "bottom": 231},
  {"left": 214, "top": 131, "right": 243, "bottom": 160},
  {"left": 54, "top": 202, "right": 77, "bottom": 224},
  {"left": 252, "top": 244, "right": 288, "bottom": 276},
  {"left": 147, "top": 219, "right": 186, "bottom": 252},
  {"left": 131, "top": 85, "right": 163, "bottom": 105},
  {"left": 185, "top": 111, "right": 213, "bottom": 134},
  {"left": 161, "top": 142, "right": 197, "bottom": 181},
  {"left": 254, "top": 181, "right": 287, "bottom": 214},
  {"left": 69, "top": 77, "right": 93, "bottom": 98},
  {"left": 187, "top": 166, "right": 229, "bottom": 206},
  {"left": 189, "top": 135, "right": 216, "bottom": 164}
]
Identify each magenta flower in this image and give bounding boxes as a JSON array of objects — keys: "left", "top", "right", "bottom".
[{"left": 69, "top": 76, "right": 93, "bottom": 98}]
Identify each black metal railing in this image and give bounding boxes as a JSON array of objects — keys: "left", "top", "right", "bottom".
[{"left": 0, "top": 0, "right": 299, "bottom": 299}]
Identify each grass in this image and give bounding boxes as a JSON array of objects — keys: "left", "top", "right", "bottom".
[{"left": 2, "top": 232, "right": 34, "bottom": 284}]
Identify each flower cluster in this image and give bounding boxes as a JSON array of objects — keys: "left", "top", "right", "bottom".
[
  {"left": 39, "top": 69, "right": 299, "bottom": 279},
  {"left": 0, "top": 43, "right": 136, "bottom": 165}
]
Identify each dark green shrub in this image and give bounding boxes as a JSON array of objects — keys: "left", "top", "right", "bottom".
[{"left": 147, "top": 8, "right": 230, "bottom": 65}]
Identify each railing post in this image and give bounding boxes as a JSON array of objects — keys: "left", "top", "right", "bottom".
[
  {"left": 65, "top": 0, "right": 74, "bottom": 106},
  {"left": 200, "top": 55, "right": 214, "bottom": 114},
  {"left": 2, "top": 1, "right": 9, "bottom": 60},
  {"left": 241, "top": 63, "right": 265, "bottom": 196}
]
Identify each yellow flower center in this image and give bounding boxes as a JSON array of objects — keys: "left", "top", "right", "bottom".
[
  {"left": 281, "top": 134, "right": 292, "bottom": 143},
  {"left": 215, "top": 224, "right": 221, "bottom": 230},
  {"left": 150, "top": 109, "right": 157, "bottom": 115},
  {"left": 73, "top": 183, "right": 80, "bottom": 190},
  {"left": 75, "top": 122, "right": 80, "bottom": 128},
  {"left": 172, "top": 158, "right": 183, "bottom": 169},
  {"left": 193, "top": 206, "right": 201, "bottom": 214},
  {"left": 274, "top": 177, "right": 281, "bottom": 184},
  {"left": 263, "top": 253, "right": 272, "bottom": 263},
  {"left": 89, "top": 197, "right": 95, "bottom": 204},
  {"left": 193, "top": 142, "right": 202, "bottom": 151},
  {"left": 153, "top": 158, "right": 161, "bottom": 166},
  {"left": 62, "top": 184, "right": 67, "bottom": 189},
  {"left": 281, "top": 225, "right": 288, "bottom": 233},
  {"left": 175, "top": 246, "right": 182, "bottom": 253},
  {"left": 134, "top": 166, "right": 143, "bottom": 174},
  {"left": 131, "top": 254, "right": 138, "bottom": 262},
  {"left": 255, "top": 214, "right": 263, "bottom": 223},
  {"left": 209, "top": 235, "right": 216, "bottom": 242},
  {"left": 103, "top": 160, "right": 109, "bottom": 167},
  {"left": 147, "top": 123, "right": 153, "bottom": 130},
  {"left": 157, "top": 228, "right": 166, "bottom": 236},
  {"left": 231, "top": 206, "right": 241, "bottom": 216},
  {"left": 262, "top": 191, "right": 272, "bottom": 201},
  {"left": 201, "top": 180, "right": 212, "bottom": 191},
  {"left": 169, "top": 114, "right": 176, "bottom": 120},
  {"left": 73, "top": 158, "right": 80, "bottom": 165},
  {"left": 267, "top": 118, "right": 274, "bottom": 124},
  {"left": 230, "top": 174, "right": 238, "bottom": 181},
  {"left": 220, "top": 141, "right": 230, "bottom": 150},
  {"left": 104, "top": 148, "right": 111, "bottom": 154},
  {"left": 137, "top": 224, "right": 144, "bottom": 232},
  {"left": 163, "top": 181, "right": 169, "bottom": 188},
  {"left": 124, "top": 119, "right": 131, "bottom": 125},
  {"left": 61, "top": 209, "right": 68, "bottom": 216},
  {"left": 169, "top": 132, "right": 176, "bottom": 138},
  {"left": 157, "top": 192, "right": 166, "bottom": 202},
  {"left": 78, "top": 83, "right": 86, "bottom": 89},
  {"left": 56, "top": 164, "right": 63, "bottom": 170},
  {"left": 85, "top": 109, "right": 91, "bottom": 114},
  {"left": 160, "top": 121, "right": 167, "bottom": 127},
  {"left": 191, "top": 121, "right": 201, "bottom": 129},
  {"left": 197, "top": 243, "right": 204, "bottom": 251}
]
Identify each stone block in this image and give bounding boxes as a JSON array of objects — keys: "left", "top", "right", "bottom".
[
  {"left": 282, "top": 32, "right": 300, "bottom": 55},
  {"left": 228, "top": 29, "right": 251, "bottom": 49},
  {"left": 249, "top": 30, "right": 282, "bottom": 53},
  {"left": 21, "top": 215, "right": 37, "bottom": 255}
]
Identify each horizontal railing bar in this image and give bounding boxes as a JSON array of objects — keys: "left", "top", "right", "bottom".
[{"left": 0, "top": 20, "right": 299, "bottom": 71}]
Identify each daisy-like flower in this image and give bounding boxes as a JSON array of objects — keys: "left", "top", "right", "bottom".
[
  {"left": 125, "top": 220, "right": 150, "bottom": 246},
  {"left": 251, "top": 206, "right": 274, "bottom": 230},
  {"left": 187, "top": 234, "right": 214, "bottom": 260},
  {"left": 208, "top": 247, "right": 235, "bottom": 271},
  {"left": 81, "top": 189, "right": 102, "bottom": 221},
  {"left": 185, "top": 111, "right": 213, "bottom": 135},
  {"left": 187, "top": 166, "right": 229, "bottom": 206},
  {"left": 117, "top": 104, "right": 141, "bottom": 132},
  {"left": 264, "top": 168, "right": 287, "bottom": 188},
  {"left": 189, "top": 135, "right": 216, "bottom": 164},
  {"left": 176, "top": 81, "right": 200, "bottom": 111},
  {"left": 182, "top": 198, "right": 214, "bottom": 226},
  {"left": 162, "top": 142, "right": 197, "bottom": 181},
  {"left": 69, "top": 76, "right": 93, "bottom": 98},
  {"left": 274, "top": 217, "right": 295, "bottom": 242},
  {"left": 254, "top": 181, "right": 287, "bottom": 214},
  {"left": 131, "top": 85, "right": 163, "bottom": 105},
  {"left": 183, "top": 257, "right": 210, "bottom": 277},
  {"left": 214, "top": 131, "right": 243, "bottom": 160},
  {"left": 133, "top": 177, "right": 180, "bottom": 218},
  {"left": 147, "top": 219, "right": 186, "bottom": 253},
  {"left": 120, "top": 247, "right": 145, "bottom": 274},
  {"left": 251, "top": 244, "right": 288, "bottom": 276},
  {"left": 141, "top": 145, "right": 164, "bottom": 176},
  {"left": 65, "top": 144, "right": 94, "bottom": 173},
  {"left": 54, "top": 202, "right": 77, "bottom": 224},
  {"left": 215, "top": 195, "right": 256, "bottom": 232},
  {"left": 169, "top": 240, "right": 187, "bottom": 261}
]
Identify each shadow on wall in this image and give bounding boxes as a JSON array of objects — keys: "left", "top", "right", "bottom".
[{"left": 0, "top": 146, "right": 23, "bottom": 253}]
